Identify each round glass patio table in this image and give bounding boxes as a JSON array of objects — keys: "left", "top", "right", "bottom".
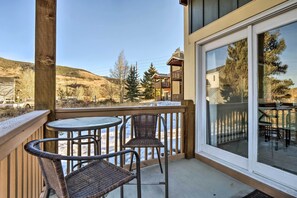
[
  {"left": 46, "top": 116, "right": 122, "bottom": 131},
  {"left": 46, "top": 116, "right": 122, "bottom": 173}
]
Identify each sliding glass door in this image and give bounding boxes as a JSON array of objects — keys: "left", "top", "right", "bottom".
[
  {"left": 201, "top": 30, "right": 249, "bottom": 168},
  {"left": 253, "top": 8, "right": 297, "bottom": 189},
  {"left": 198, "top": 7, "right": 297, "bottom": 190}
]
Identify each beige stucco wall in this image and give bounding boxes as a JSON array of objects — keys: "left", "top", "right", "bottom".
[{"left": 183, "top": 0, "right": 288, "bottom": 103}]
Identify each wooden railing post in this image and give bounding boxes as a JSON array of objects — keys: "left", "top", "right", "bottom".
[
  {"left": 35, "top": 0, "right": 57, "bottom": 152},
  {"left": 182, "top": 100, "right": 195, "bottom": 159}
]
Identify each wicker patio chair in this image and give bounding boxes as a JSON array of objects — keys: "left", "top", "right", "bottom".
[
  {"left": 120, "top": 114, "right": 167, "bottom": 173},
  {"left": 24, "top": 136, "right": 141, "bottom": 198}
]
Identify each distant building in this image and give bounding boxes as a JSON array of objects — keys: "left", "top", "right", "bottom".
[
  {"left": 152, "top": 73, "right": 171, "bottom": 101},
  {"left": 0, "top": 77, "right": 15, "bottom": 101},
  {"left": 206, "top": 66, "right": 224, "bottom": 104},
  {"left": 167, "top": 48, "right": 184, "bottom": 101}
]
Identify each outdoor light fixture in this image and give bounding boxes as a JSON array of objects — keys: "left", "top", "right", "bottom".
[{"left": 179, "top": 0, "right": 188, "bottom": 6}]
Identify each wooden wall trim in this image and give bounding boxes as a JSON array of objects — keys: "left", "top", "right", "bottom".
[{"left": 195, "top": 153, "right": 293, "bottom": 198}]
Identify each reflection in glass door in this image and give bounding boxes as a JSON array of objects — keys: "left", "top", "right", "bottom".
[
  {"left": 206, "top": 39, "right": 248, "bottom": 158},
  {"left": 258, "top": 21, "right": 297, "bottom": 175}
]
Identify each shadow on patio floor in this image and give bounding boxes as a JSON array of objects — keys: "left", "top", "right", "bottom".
[{"left": 107, "top": 158, "right": 254, "bottom": 198}]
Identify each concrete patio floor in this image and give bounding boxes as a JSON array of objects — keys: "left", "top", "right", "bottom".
[{"left": 107, "top": 159, "right": 255, "bottom": 198}]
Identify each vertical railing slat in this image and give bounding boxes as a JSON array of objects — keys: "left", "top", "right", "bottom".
[
  {"left": 38, "top": 128, "right": 43, "bottom": 197},
  {"left": 28, "top": 136, "right": 32, "bottom": 198},
  {"left": 106, "top": 127, "right": 110, "bottom": 155},
  {"left": 123, "top": 116, "right": 126, "bottom": 164},
  {"left": 67, "top": 132, "right": 70, "bottom": 174},
  {"left": 88, "top": 130, "right": 91, "bottom": 156},
  {"left": 0, "top": 157, "right": 8, "bottom": 198},
  {"left": 98, "top": 129, "right": 102, "bottom": 155},
  {"left": 32, "top": 132, "right": 37, "bottom": 198},
  {"left": 170, "top": 113, "right": 173, "bottom": 155},
  {"left": 181, "top": 112, "right": 184, "bottom": 154},
  {"left": 17, "top": 144, "right": 23, "bottom": 198},
  {"left": 9, "top": 150, "right": 16, "bottom": 198},
  {"left": 176, "top": 113, "right": 179, "bottom": 154},
  {"left": 23, "top": 139, "right": 28, "bottom": 198},
  {"left": 115, "top": 124, "right": 118, "bottom": 165}
]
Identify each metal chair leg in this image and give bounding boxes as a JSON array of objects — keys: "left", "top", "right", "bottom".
[
  {"left": 156, "top": 147, "right": 163, "bottom": 174},
  {"left": 120, "top": 186, "right": 124, "bottom": 198},
  {"left": 129, "top": 148, "right": 135, "bottom": 171}
]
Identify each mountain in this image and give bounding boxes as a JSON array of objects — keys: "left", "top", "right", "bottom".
[{"left": 0, "top": 57, "right": 117, "bottom": 101}]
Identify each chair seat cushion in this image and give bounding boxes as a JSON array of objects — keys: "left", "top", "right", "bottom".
[
  {"left": 123, "top": 138, "right": 164, "bottom": 148},
  {"left": 65, "top": 160, "right": 135, "bottom": 198}
]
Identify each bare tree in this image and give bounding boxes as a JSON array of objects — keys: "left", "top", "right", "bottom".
[
  {"left": 16, "top": 69, "right": 34, "bottom": 101},
  {"left": 110, "top": 51, "right": 129, "bottom": 103},
  {"left": 101, "top": 81, "right": 118, "bottom": 101}
]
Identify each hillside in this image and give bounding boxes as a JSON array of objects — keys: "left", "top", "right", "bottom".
[{"left": 0, "top": 57, "right": 117, "bottom": 101}]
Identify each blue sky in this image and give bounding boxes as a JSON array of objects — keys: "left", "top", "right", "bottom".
[{"left": 0, "top": 0, "right": 184, "bottom": 77}]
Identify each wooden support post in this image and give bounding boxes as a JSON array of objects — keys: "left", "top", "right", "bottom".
[
  {"left": 35, "top": 0, "right": 57, "bottom": 152},
  {"left": 182, "top": 100, "right": 195, "bottom": 159}
]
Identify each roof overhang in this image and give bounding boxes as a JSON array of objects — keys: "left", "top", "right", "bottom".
[
  {"left": 167, "top": 57, "right": 183, "bottom": 66},
  {"left": 179, "top": 0, "right": 188, "bottom": 6}
]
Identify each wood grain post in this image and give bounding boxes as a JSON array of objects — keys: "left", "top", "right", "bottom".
[
  {"left": 182, "top": 100, "right": 195, "bottom": 159},
  {"left": 35, "top": 0, "right": 57, "bottom": 152}
]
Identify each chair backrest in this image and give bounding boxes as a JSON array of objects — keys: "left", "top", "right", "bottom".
[
  {"left": 25, "top": 142, "right": 69, "bottom": 198},
  {"left": 132, "top": 114, "right": 158, "bottom": 139}
]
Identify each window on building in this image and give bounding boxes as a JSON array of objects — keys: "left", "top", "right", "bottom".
[{"left": 190, "top": 0, "right": 251, "bottom": 33}]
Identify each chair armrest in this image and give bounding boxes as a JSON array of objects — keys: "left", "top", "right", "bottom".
[{"left": 25, "top": 137, "right": 140, "bottom": 162}]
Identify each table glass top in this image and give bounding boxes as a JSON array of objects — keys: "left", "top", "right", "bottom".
[{"left": 46, "top": 116, "right": 122, "bottom": 131}]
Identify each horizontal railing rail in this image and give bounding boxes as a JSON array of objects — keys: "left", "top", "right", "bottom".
[
  {"left": 55, "top": 105, "right": 187, "bottom": 169},
  {"left": 0, "top": 110, "right": 50, "bottom": 198}
]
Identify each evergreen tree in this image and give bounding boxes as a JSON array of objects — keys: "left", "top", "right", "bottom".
[
  {"left": 219, "top": 30, "right": 293, "bottom": 102},
  {"left": 125, "top": 65, "right": 140, "bottom": 102},
  {"left": 141, "top": 63, "right": 157, "bottom": 99},
  {"left": 219, "top": 39, "right": 248, "bottom": 102},
  {"left": 261, "top": 30, "right": 293, "bottom": 100}
]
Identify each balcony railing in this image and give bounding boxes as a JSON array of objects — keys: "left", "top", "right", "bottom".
[
  {"left": 0, "top": 103, "right": 194, "bottom": 197},
  {"left": 55, "top": 105, "right": 187, "bottom": 169},
  {"left": 0, "top": 110, "right": 50, "bottom": 198}
]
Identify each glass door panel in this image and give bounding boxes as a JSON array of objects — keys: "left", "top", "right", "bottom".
[
  {"left": 206, "top": 38, "right": 248, "bottom": 158},
  {"left": 258, "top": 21, "right": 297, "bottom": 175}
]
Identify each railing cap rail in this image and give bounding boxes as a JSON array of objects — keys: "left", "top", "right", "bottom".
[
  {"left": 56, "top": 105, "right": 186, "bottom": 113},
  {"left": 0, "top": 110, "right": 50, "bottom": 146}
]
